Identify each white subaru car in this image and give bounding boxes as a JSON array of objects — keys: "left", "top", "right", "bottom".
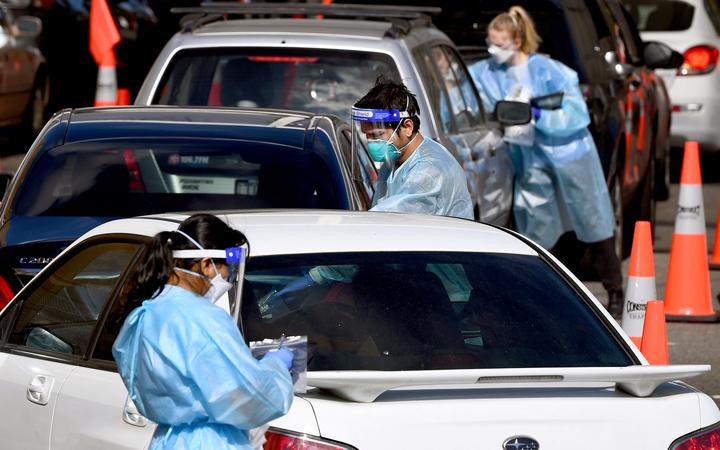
[
  {"left": 0, "top": 211, "right": 717, "bottom": 449},
  {"left": 625, "top": 0, "right": 720, "bottom": 151}
]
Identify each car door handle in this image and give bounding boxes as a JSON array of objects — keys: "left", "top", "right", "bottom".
[
  {"left": 123, "top": 396, "right": 148, "bottom": 427},
  {"left": 26, "top": 374, "right": 54, "bottom": 405}
]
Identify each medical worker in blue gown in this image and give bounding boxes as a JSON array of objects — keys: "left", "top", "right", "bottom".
[
  {"left": 356, "top": 79, "right": 473, "bottom": 220},
  {"left": 266, "top": 80, "right": 474, "bottom": 303},
  {"left": 469, "top": 6, "right": 624, "bottom": 317},
  {"left": 113, "top": 214, "right": 294, "bottom": 449}
]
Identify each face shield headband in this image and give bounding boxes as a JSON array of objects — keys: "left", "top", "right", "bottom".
[{"left": 171, "top": 229, "right": 245, "bottom": 282}]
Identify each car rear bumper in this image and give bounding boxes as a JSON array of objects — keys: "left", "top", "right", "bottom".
[{"left": 665, "top": 73, "right": 720, "bottom": 152}]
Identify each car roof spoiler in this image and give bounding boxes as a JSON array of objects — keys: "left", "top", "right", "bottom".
[
  {"left": 171, "top": 2, "right": 441, "bottom": 36},
  {"left": 307, "top": 365, "right": 711, "bottom": 402}
]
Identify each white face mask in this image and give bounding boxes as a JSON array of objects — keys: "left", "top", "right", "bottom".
[
  {"left": 175, "top": 261, "right": 232, "bottom": 304},
  {"left": 488, "top": 44, "right": 515, "bottom": 65}
]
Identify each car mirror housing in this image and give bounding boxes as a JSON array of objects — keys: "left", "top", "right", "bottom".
[
  {"left": 494, "top": 101, "right": 532, "bottom": 126},
  {"left": 644, "top": 41, "right": 684, "bottom": 69},
  {"left": 531, "top": 92, "right": 564, "bottom": 110}
]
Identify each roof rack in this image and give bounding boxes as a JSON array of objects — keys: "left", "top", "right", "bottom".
[{"left": 171, "top": 2, "right": 442, "bottom": 37}]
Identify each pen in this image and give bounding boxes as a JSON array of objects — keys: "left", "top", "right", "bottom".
[{"left": 279, "top": 333, "right": 286, "bottom": 349}]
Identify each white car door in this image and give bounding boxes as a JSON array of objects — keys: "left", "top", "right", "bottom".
[
  {"left": 50, "top": 239, "right": 155, "bottom": 450},
  {"left": 0, "top": 238, "right": 144, "bottom": 449}
]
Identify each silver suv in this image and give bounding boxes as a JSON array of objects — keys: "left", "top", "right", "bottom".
[{"left": 135, "top": 3, "right": 513, "bottom": 224}]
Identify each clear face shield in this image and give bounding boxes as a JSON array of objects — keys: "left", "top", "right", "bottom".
[
  {"left": 172, "top": 230, "right": 248, "bottom": 324},
  {"left": 351, "top": 105, "right": 411, "bottom": 169}
]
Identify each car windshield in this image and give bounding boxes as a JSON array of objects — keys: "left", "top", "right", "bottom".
[
  {"left": 625, "top": 0, "right": 696, "bottom": 31},
  {"left": 241, "top": 252, "right": 633, "bottom": 371},
  {"left": 13, "top": 139, "right": 345, "bottom": 217},
  {"left": 153, "top": 48, "right": 401, "bottom": 122}
]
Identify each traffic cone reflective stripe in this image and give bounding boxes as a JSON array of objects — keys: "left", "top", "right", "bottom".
[
  {"left": 94, "top": 65, "right": 118, "bottom": 107},
  {"left": 640, "top": 300, "right": 669, "bottom": 365},
  {"left": 664, "top": 141, "right": 717, "bottom": 321},
  {"left": 711, "top": 207, "right": 720, "bottom": 270},
  {"left": 622, "top": 221, "right": 657, "bottom": 347}
]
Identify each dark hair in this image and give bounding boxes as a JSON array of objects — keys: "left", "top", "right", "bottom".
[
  {"left": 354, "top": 77, "right": 421, "bottom": 133},
  {"left": 128, "top": 213, "right": 247, "bottom": 304}
]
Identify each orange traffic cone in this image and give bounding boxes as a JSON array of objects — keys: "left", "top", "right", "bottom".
[
  {"left": 116, "top": 88, "right": 131, "bottom": 106},
  {"left": 640, "top": 300, "right": 669, "bottom": 365},
  {"left": 664, "top": 141, "right": 718, "bottom": 321},
  {"left": 89, "top": 0, "right": 120, "bottom": 107},
  {"left": 621, "top": 221, "right": 657, "bottom": 347},
  {"left": 711, "top": 207, "right": 720, "bottom": 270}
]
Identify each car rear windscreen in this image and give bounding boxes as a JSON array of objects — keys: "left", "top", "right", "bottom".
[
  {"left": 153, "top": 48, "right": 401, "bottom": 122},
  {"left": 241, "top": 252, "right": 633, "bottom": 371},
  {"left": 13, "top": 140, "right": 343, "bottom": 217},
  {"left": 625, "top": 0, "right": 696, "bottom": 31}
]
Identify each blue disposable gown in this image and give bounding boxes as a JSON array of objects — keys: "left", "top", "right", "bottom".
[
  {"left": 470, "top": 54, "right": 614, "bottom": 248},
  {"left": 113, "top": 285, "right": 293, "bottom": 450},
  {"left": 371, "top": 137, "right": 474, "bottom": 220}
]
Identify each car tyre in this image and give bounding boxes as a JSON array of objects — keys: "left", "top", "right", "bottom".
[
  {"left": 654, "top": 139, "right": 670, "bottom": 201},
  {"left": 610, "top": 173, "right": 625, "bottom": 261}
]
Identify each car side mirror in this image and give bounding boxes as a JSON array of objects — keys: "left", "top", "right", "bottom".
[
  {"left": 14, "top": 16, "right": 42, "bottom": 39},
  {"left": 644, "top": 41, "right": 684, "bottom": 69},
  {"left": 494, "top": 101, "right": 532, "bottom": 126}
]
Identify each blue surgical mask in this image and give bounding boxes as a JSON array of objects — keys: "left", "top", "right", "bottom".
[
  {"left": 366, "top": 123, "right": 419, "bottom": 163},
  {"left": 367, "top": 139, "right": 401, "bottom": 163}
]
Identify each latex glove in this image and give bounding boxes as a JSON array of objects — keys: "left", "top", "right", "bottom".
[
  {"left": 264, "top": 347, "right": 294, "bottom": 370},
  {"left": 532, "top": 106, "right": 541, "bottom": 121}
]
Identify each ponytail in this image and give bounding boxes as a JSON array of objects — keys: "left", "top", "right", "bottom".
[
  {"left": 129, "top": 231, "right": 175, "bottom": 303},
  {"left": 489, "top": 5, "right": 542, "bottom": 54}
]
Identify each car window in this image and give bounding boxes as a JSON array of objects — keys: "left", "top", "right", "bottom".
[
  {"left": 241, "top": 252, "right": 633, "bottom": 371},
  {"left": 414, "top": 46, "right": 455, "bottom": 134},
  {"left": 440, "top": 46, "right": 485, "bottom": 129},
  {"left": 624, "top": 0, "right": 696, "bottom": 31},
  {"left": 6, "top": 242, "right": 140, "bottom": 357},
  {"left": 590, "top": 0, "right": 633, "bottom": 64},
  {"left": 705, "top": 0, "right": 720, "bottom": 34},
  {"left": 13, "top": 139, "right": 346, "bottom": 217},
  {"left": 154, "top": 48, "right": 401, "bottom": 124},
  {"left": 341, "top": 128, "right": 375, "bottom": 202}
]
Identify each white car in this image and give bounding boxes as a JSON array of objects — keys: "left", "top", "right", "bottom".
[
  {"left": 625, "top": 0, "right": 720, "bottom": 151},
  {"left": 0, "top": 211, "right": 717, "bottom": 449}
]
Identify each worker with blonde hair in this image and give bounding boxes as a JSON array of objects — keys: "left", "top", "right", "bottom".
[{"left": 470, "top": 6, "right": 624, "bottom": 317}]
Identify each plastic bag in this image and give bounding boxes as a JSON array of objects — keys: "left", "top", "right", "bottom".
[{"left": 249, "top": 335, "right": 308, "bottom": 394}]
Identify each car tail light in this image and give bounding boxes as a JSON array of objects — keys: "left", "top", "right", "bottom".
[
  {"left": 0, "top": 275, "right": 15, "bottom": 311},
  {"left": 677, "top": 45, "right": 718, "bottom": 76},
  {"left": 123, "top": 150, "right": 145, "bottom": 192},
  {"left": 670, "top": 421, "right": 720, "bottom": 449},
  {"left": 264, "top": 429, "right": 356, "bottom": 450}
]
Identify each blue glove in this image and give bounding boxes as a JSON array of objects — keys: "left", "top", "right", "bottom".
[
  {"left": 532, "top": 106, "right": 541, "bottom": 121},
  {"left": 532, "top": 106, "right": 542, "bottom": 122},
  {"left": 264, "top": 347, "right": 294, "bottom": 370}
]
